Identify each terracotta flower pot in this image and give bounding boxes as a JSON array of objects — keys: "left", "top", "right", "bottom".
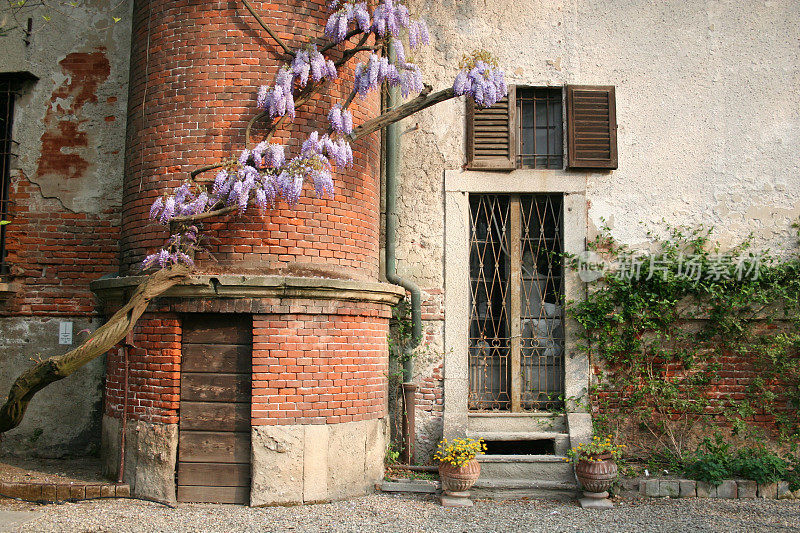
[
  {"left": 439, "top": 458, "right": 481, "bottom": 494},
  {"left": 574, "top": 453, "right": 618, "bottom": 494}
]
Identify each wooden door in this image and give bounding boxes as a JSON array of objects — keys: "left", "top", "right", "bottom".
[{"left": 177, "top": 314, "right": 252, "bottom": 504}]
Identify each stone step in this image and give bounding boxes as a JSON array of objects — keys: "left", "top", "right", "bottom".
[
  {"left": 477, "top": 454, "right": 575, "bottom": 483},
  {"left": 466, "top": 430, "right": 571, "bottom": 455},
  {"left": 467, "top": 412, "right": 566, "bottom": 433},
  {"left": 472, "top": 478, "right": 579, "bottom": 500}
]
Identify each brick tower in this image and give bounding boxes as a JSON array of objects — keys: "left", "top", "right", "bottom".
[{"left": 94, "top": 0, "right": 401, "bottom": 505}]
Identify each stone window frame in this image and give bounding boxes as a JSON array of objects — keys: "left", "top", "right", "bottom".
[{"left": 441, "top": 169, "right": 589, "bottom": 438}]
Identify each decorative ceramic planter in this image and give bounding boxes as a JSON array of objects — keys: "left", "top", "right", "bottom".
[
  {"left": 575, "top": 453, "right": 618, "bottom": 494},
  {"left": 439, "top": 458, "right": 481, "bottom": 494}
]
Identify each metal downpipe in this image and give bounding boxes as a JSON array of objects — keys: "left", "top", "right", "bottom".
[{"left": 385, "top": 40, "right": 421, "bottom": 464}]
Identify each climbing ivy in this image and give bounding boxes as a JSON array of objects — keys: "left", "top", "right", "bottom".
[{"left": 568, "top": 223, "right": 800, "bottom": 461}]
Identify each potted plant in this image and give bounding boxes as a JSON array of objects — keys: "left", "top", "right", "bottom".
[
  {"left": 433, "top": 437, "right": 486, "bottom": 504},
  {"left": 566, "top": 435, "right": 625, "bottom": 507}
]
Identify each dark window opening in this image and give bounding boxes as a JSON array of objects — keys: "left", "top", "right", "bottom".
[
  {"left": 517, "top": 88, "right": 563, "bottom": 169},
  {"left": 482, "top": 439, "right": 555, "bottom": 455},
  {"left": 0, "top": 76, "right": 18, "bottom": 277}
]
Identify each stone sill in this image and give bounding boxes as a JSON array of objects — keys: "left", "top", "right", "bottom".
[
  {"left": 617, "top": 477, "right": 799, "bottom": 500},
  {"left": 378, "top": 479, "right": 441, "bottom": 494}
]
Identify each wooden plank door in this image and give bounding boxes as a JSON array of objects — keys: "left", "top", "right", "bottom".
[{"left": 177, "top": 314, "right": 252, "bottom": 504}]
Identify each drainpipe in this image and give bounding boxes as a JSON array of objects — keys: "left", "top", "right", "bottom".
[
  {"left": 385, "top": 40, "right": 422, "bottom": 465},
  {"left": 117, "top": 332, "right": 133, "bottom": 484}
]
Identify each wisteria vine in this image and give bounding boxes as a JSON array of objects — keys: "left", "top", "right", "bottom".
[{"left": 143, "top": 0, "right": 506, "bottom": 271}]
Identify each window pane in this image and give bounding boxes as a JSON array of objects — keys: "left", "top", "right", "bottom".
[
  {"left": 468, "top": 194, "right": 512, "bottom": 411},
  {"left": 517, "top": 88, "right": 563, "bottom": 169}
]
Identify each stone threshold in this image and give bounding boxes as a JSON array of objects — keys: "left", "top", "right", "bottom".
[
  {"left": 0, "top": 481, "right": 130, "bottom": 502},
  {"left": 377, "top": 479, "right": 441, "bottom": 494},
  {"left": 618, "top": 477, "right": 800, "bottom": 500}
]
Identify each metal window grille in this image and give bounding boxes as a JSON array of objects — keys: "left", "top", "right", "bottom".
[
  {"left": 0, "top": 76, "right": 18, "bottom": 276},
  {"left": 468, "top": 193, "right": 564, "bottom": 412},
  {"left": 517, "top": 88, "right": 563, "bottom": 170}
]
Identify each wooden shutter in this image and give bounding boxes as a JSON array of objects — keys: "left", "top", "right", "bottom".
[
  {"left": 466, "top": 85, "right": 516, "bottom": 170},
  {"left": 566, "top": 85, "right": 617, "bottom": 169}
]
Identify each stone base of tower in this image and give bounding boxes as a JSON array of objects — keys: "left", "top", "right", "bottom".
[
  {"left": 250, "top": 418, "right": 387, "bottom": 505},
  {"left": 93, "top": 274, "right": 404, "bottom": 505}
]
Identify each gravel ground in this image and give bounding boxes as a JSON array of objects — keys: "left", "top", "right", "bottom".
[
  {"left": 0, "top": 494, "right": 799, "bottom": 532},
  {"left": 0, "top": 456, "right": 103, "bottom": 484}
]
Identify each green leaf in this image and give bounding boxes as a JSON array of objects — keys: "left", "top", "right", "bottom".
[{"left": 0, "top": 220, "right": 10, "bottom": 226}]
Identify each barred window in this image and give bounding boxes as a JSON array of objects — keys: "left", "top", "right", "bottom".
[
  {"left": 468, "top": 193, "right": 565, "bottom": 411},
  {"left": 0, "top": 76, "right": 18, "bottom": 276},
  {"left": 516, "top": 88, "right": 563, "bottom": 169}
]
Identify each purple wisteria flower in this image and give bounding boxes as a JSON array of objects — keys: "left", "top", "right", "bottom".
[
  {"left": 253, "top": 142, "right": 286, "bottom": 169},
  {"left": 453, "top": 52, "right": 508, "bottom": 108},
  {"left": 325, "top": 1, "right": 371, "bottom": 42},
  {"left": 292, "top": 46, "right": 337, "bottom": 87},
  {"left": 141, "top": 230, "right": 198, "bottom": 270},
  {"left": 328, "top": 104, "right": 354, "bottom": 135},
  {"left": 324, "top": 136, "right": 353, "bottom": 167},
  {"left": 257, "top": 68, "right": 296, "bottom": 120},
  {"left": 277, "top": 168, "right": 304, "bottom": 206},
  {"left": 408, "top": 19, "right": 429, "bottom": 48},
  {"left": 371, "top": 0, "right": 410, "bottom": 37},
  {"left": 213, "top": 169, "right": 230, "bottom": 197},
  {"left": 354, "top": 47, "right": 424, "bottom": 99}
]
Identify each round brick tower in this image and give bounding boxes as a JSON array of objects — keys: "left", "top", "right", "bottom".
[{"left": 94, "top": 1, "right": 402, "bottom": 505}]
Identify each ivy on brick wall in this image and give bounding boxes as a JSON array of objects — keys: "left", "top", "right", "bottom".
[{"left": 568, "top": 223, "right": 800, "bottom": 462}]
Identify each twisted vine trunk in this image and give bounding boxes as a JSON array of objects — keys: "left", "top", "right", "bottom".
[{"left": 0, "top": 266, "right": 190, "bottom": 434}]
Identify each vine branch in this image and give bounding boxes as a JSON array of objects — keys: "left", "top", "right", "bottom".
[
  {"left": 240, "top": 0, "right": 294, "bottom": 58},
  {"left": 0, "top": 266, "right": 190, "bottom": 434}
]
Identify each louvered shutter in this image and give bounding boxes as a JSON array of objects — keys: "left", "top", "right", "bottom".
[
  {"left": 466, "top": 85, "right": 516, "bottom": 170},
  {"left": 566, "top": 85, "right": 617, "bottom": 169}
]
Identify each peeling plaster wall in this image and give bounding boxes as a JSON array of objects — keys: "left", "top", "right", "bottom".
[
  {"left": 398, "top": 0, "right": 800, "bottom": 460},
  {"left": 7, "top": 1, "right": 130, "bottom": 213},
  {"left": 0, "top": 1, "right": 131, "bottom": 457}
]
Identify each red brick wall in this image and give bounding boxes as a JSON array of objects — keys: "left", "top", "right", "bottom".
[
  {"left": 104, "top": 301, "right": 392, "bottom": 427},
  {"left": 0, "top": 174, "right": 119, "bottom": 316},
  {"left": 104, "top": 313, "right": 181, "bottom": 425},
  {"left": 415, "top": 362, "right": 443, "bottom": 418},
  {"left": 121, "top": 0, "right": 381, "bottom": 280},
  {"left": 252, "top": 302, "right": 390, "bottom": 425},
  {"left": 591, "top": 349, "right": 794, "bottom": 431}
]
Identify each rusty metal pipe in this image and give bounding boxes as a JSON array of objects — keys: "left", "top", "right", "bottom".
[
  {"left": 401, "top": 382, "right": 418, "bottom": 464},
  {"left": 117, "top": 333, "right": 133, "bottom": 484}
]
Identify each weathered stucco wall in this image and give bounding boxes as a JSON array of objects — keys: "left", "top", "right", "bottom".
[
  {"left": 0, "top": 318, "right": 105, "bottom": 456},
  {"left": 397, "top": 0, "right": 800, "bottom": 460},
  {"left": 0, "top": 1, "right": 131, "bottom": 456}
]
